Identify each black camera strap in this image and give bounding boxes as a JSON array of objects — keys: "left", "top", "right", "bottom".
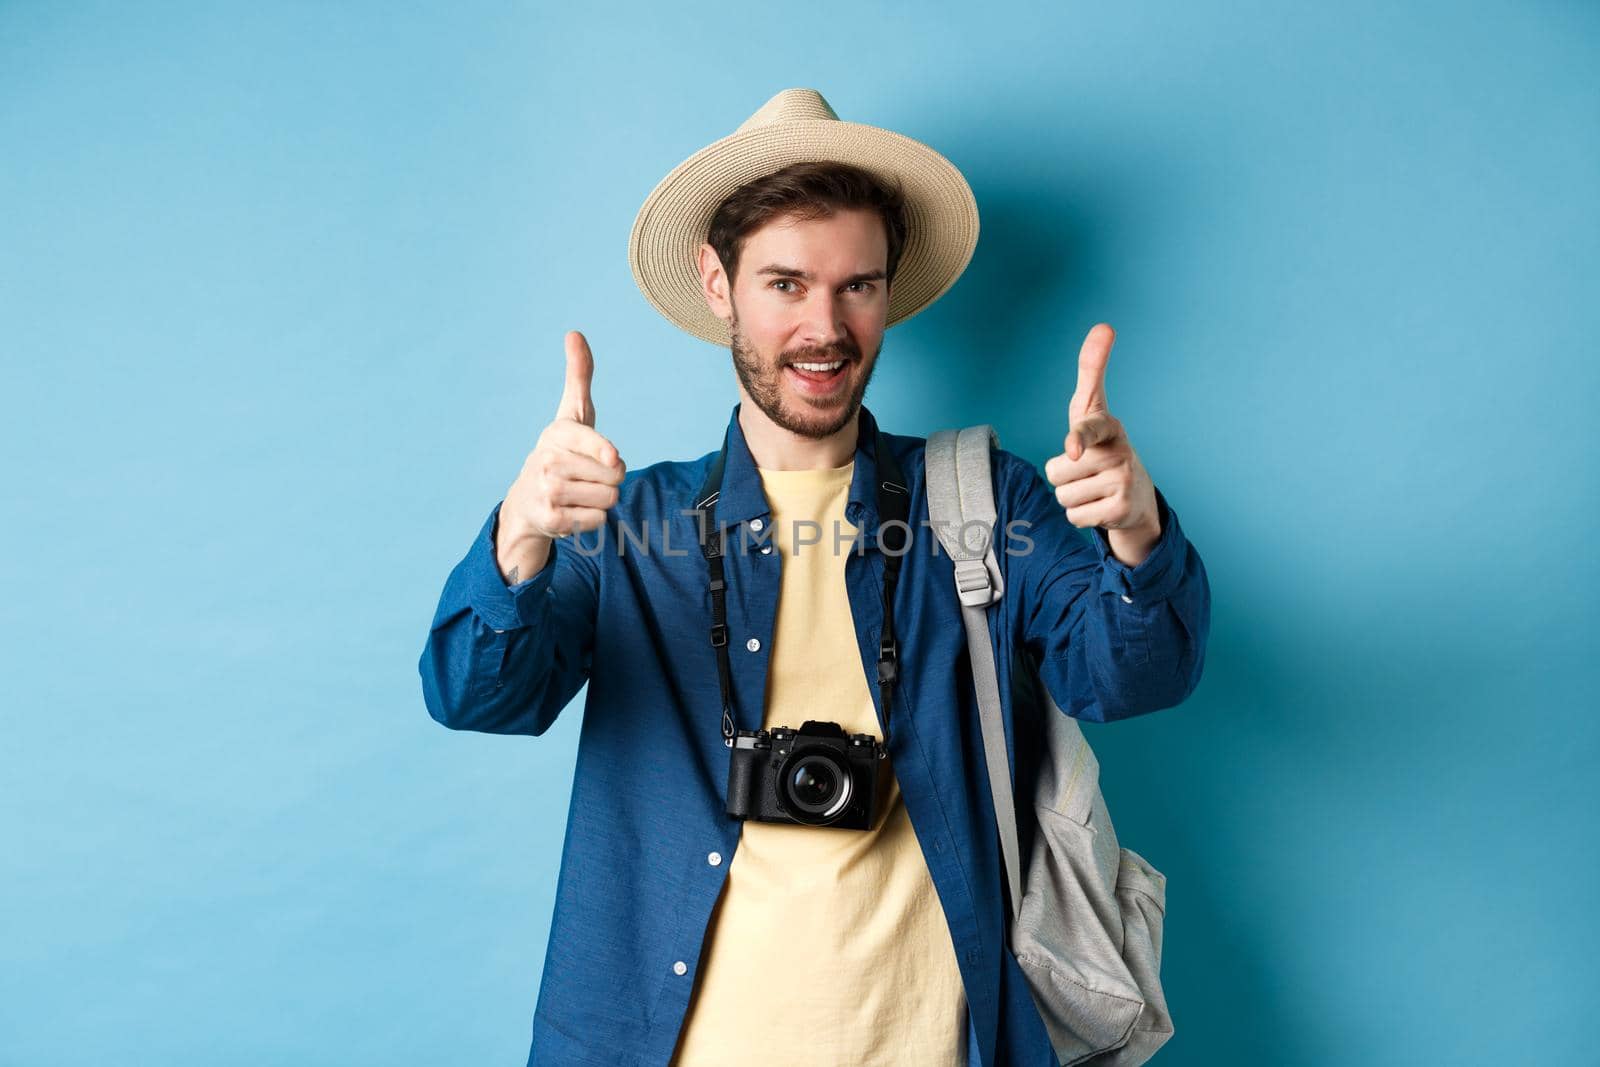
[{"left": 692, "top": 422, "right": 910, "bottom": 751}]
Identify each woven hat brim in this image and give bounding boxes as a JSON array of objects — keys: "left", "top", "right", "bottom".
[{"left": 629, "top": 119, "right": 979, "bottom": 347}]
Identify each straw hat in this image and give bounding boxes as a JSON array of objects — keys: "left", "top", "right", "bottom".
[{"left": 628, "top": 87, "right": 980, "bottom": 347}]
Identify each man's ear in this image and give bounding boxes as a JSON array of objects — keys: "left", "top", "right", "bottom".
[{"left": 698, "top": 243, "right": 733, "bottom": 322}]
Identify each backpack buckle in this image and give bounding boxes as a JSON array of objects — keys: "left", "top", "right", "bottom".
[{"left": 953, "top": 557, "right": 998, "bottom": 607}]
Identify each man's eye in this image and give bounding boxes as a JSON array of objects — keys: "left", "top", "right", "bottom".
[
  {"left": 771, "top": 279, "right": 798, "bottom": 293},
  {"left": 846, "top": 282, "right": 874, "bottom": 293}
]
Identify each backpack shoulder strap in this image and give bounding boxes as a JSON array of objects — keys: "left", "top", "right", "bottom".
[
  {"left": 925, "top": 425, "right": 1023, "bottom": 923},
  {"left": 925, "top": 426, "right": 1005, "bottom": 605}
]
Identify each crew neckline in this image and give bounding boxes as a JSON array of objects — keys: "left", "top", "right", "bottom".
[{"left": 755, "top": 460, "right": 855, "bottom": 481}]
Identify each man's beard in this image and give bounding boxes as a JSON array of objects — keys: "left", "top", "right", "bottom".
[{"left": 729, "top": 306, "right": 879, "bottom": 441}]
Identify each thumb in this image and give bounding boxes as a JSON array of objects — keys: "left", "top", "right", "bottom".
[
  {"left": 559, "top": 330, "right": 596, "bottom": 427},
  {"left": 1069, "top": 322, "right": 1114, "bottom": 420}
]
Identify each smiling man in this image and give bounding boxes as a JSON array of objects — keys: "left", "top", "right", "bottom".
[{"left": 419, "top": 88, "right": 1211, "bottom": 1067}]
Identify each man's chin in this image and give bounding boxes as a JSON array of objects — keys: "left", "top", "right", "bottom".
[{"left": 777, "top": 395, "right": 860, "bottom": 439}]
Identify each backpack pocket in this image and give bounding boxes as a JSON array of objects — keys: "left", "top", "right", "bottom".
[
  {"left": 1011, "top": 788, "right": 1147, "bottom": 1063},
  {"left": 1098, "top": 846, "right": 1175, "bottom": 1065}
]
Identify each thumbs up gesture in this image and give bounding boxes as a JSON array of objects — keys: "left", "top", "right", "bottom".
[
  {"left": 1043, "top": 324, "right": 1162, "bottom": 565},
  {"left": 499, "top": 331, "right": 627, "bottom": 558}
]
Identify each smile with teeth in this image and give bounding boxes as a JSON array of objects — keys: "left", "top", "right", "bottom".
[{"left": 785, "top": 357, "right": 851, "bottom": 391}]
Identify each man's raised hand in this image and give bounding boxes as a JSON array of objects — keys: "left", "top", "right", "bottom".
[
  {"left": 1043, "top": 324, "right": 1160, "bottom": 548},
  {"left": 500, "top": 331, "right": 627, "bottom": 555}
]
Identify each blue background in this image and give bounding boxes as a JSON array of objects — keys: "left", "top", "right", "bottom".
[{"left": 3, "top": 2, "right": 1595, "bottom": 1064}]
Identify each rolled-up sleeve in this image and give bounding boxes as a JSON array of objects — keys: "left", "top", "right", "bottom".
[
  {"left": 997, "top": 449, "right": 1210, "bottom": 722},
  {"left": 418, "top": 500, "right": 600, "bottom": 736}
]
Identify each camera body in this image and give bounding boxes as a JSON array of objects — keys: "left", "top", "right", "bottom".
[{"left": 726, "top": 720, "right": 886, "bottom": 831}]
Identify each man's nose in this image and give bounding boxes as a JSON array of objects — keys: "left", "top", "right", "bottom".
[{"left": 797, "top": 291, "right": 849, "bottom": 348}]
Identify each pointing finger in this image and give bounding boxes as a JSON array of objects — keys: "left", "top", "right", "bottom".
[
  {"left": 1065, "top": 412, "right": 1123, "bottom": 462},
  {"left": 547, "top": 419, "right": 624, "bottom": 471}
]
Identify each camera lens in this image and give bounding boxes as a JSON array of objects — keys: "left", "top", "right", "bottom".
[
  {"left": 780, "top": 750, "right": 853, "bottom": 823},
  {"left": 792, "top": 761, "right": 835, "bottom": 805}
]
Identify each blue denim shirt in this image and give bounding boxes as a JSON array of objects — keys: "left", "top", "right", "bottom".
[{"left": 418, "top": 402, "right": 1210, "bottom": 1067}]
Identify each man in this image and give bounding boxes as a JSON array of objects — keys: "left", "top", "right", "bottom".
[{"left": 419, "top": 88, "right": 1210, "bottom": 1067}]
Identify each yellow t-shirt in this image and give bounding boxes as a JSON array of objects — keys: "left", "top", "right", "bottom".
[{"left": 669, "top": 461, "right": 968, "bottom": 1067}]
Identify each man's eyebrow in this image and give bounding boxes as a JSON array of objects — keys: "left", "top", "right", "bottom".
[{"left": 752, "top": 265, "right": 888, "bottom": 284}]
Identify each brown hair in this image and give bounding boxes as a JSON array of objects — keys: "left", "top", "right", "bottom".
[{"left": 705, "top": 160, "right": 909, "bottom": 289}]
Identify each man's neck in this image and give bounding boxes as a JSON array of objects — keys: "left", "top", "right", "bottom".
[{"left": 737, "top": 394, "right": 859, "bottom": 471}]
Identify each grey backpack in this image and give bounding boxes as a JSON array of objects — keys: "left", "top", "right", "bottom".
[{"left": 925, "top": 426, "right": 1175, "bottom": 1066}]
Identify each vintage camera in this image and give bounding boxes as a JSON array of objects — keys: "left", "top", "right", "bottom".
[{"left": 726, "top": 720, "right": 886, "bottom": 830}]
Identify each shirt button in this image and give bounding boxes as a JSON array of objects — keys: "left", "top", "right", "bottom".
[
  {"left": 746, "top": 637, "right": 761, "bottom": 652},
  {"left": 750, "top": 518, "right": 764, "bottom": 532},
  {"left": 760, "top": 544, "right": 772, "bottom": 555},
  {"left": 707, "top": 851, "right": 722, "bottom": 866},
  {"left": 1121, "top": 594, "right": 1134, "bottom": 604},
  {"left": 673, "top": 961, "right": 688, "bottom": 976}
]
